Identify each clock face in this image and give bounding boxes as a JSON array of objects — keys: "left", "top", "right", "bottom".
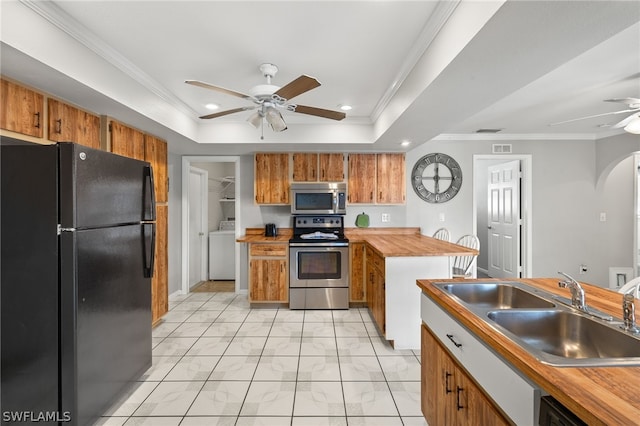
[{"left": 411, "top": 153, "right": 463, "bottom": 203}]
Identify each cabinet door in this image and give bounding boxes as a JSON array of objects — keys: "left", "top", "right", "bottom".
[
  {"left": 422, "top": 324, "right": 440, "bottom": 425},
  {"left": 292, "top": 153, "right": 318, "bottom": 181},
  {"left": 377, "top": 153, "right": 405, "bottom": 204},
  {"left": 350, "top": 242, "right": 365, "bottom": 302},
  {"left": 110, "top": 121, "right": 145, "bottom": 161},
  {"left": 249, "top": 259, "right": 288, "bottom": 302},
  {"left": 48, "top": 99, "right": 100, "bottom": 149},
  {"left": 152, "top": 205, "right": 168, "bottom": 324},
  {"left": 144, "top": 134, "right": 168, "bottom": 203},
  {"left": 319, "top": 153, "right": 344, "bottom": 182},
  {"left": 348, "top": 153, "right": 376, "bottom": 203},
  {"left": 0, "top": 79, "right": 44, "bottom": 138},
  {"left": 255, "top": 153, "right": 290, "bottom": 204}
]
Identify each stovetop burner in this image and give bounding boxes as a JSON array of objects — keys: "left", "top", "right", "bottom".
[{"left": 290, "top": 215, "right": 348, "bottom": 244}]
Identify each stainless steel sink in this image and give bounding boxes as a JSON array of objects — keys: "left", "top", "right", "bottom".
[
  {"left": 438, "top": 282, "right": 555, "bottom": 309},
  {"left": 432, "top": 280, "right": 640, "bottom": 366},
  {"left": 487, "top": 309, "right": 640, "bottom": 366}
]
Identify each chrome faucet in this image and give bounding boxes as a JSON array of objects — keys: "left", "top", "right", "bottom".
[
  {"left": 558, "top": 272, "right": 587, "bottom": 312},
  {"left": 622, "top": 291, "right": 640, "bottom": 334}
]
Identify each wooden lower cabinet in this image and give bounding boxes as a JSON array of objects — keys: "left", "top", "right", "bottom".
[
  {"left": 350, "top": 242, "right": 365, "bottom": 302},
  {"left": 366, "top": 248, "right": 385, "bottom": 335},
  {"left": 249, "top": 243, "right": 288, "bottom": 302},
  {"left": 421, "top": 324, "right": 508, "bottom": 426},
  {"left": 152, "top": 205, "right": 168, "bottom": 325}
]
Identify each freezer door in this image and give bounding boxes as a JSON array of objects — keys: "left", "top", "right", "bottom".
[
  {"left": 58, "top": 143, "right": 156, "bottom": 228},
  {"left": 60, "top": 224, "right": 152, "bottom": 425}
]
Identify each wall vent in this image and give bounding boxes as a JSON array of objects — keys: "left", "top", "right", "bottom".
[
  {"left": 492, "top": 144, "right": 513, "bottom": 154},
  {"left": 476, "top": 128, "right": 503, "bottom": 133}
]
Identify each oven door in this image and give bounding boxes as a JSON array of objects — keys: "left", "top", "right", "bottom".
[{"left": 289, "top": 243, "right": 349, "bottom": 288}]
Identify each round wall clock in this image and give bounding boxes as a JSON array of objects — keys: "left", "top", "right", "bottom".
[{"left": 411, "top": 153, "right": 462, "bottom": 203}]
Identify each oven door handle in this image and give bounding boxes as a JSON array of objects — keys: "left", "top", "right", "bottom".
[{"left": 289, "top": 242, "right": 349, "bottom": 247}]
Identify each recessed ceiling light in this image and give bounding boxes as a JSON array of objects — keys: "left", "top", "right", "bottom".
[
  {"left": 339, "top": 104, "right": 352, "bottom": 111},
  {"left": 205, "top": 103, "right": 219, "bottom": 110},
  {"left": 401, "top": 140, "right": 412, "bottom": 147}
]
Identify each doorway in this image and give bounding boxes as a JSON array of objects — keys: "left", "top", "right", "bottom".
[
  {"left": 181, "top": 156, "right": 241, "bottom": 295},
  {"left": 473, "top": 155, "right": 533, "bottom": 278}
]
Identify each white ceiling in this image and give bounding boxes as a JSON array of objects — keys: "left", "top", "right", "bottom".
[{"left": 1, "top": 1, "right": 639, "bottom": 154}]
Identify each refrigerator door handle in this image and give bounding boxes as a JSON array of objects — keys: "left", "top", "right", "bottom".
[
  {"left": 142, "top": 223, "right": 156, "bottom": 278},
  {"left": 143, "top": 165, "right": 156, "bottom": 221}
]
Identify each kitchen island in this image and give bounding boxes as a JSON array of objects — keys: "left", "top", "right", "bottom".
[
  {"left": 418, "top": 277, "right": 640, "bottom": 425},
  {"left": 347, "top": 229, "right": 478, "bottom": 349}
]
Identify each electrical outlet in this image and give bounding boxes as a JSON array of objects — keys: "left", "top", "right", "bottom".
[
  {"left": 381, "top": 213, "right": 390, "bottom": 223},
  {"left": 439, "top": 213, "right": 445, "bottom": 222},
  {"left": 599, "top": 212, "right": 607, "bottom": 222}
]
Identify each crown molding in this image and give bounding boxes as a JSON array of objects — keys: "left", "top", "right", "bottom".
[{"left": 369, "top": 0, "right": 461, "bottom": 123}]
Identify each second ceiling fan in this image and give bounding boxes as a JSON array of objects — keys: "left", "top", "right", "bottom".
[{"left": 186, "top": 63, "right": 346, "bottom": 133}]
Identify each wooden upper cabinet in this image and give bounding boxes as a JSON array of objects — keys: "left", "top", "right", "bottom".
[
  {"left": 48, "top": 98, "right": 100, "bottom": 149},
  {"left": 319, "top": 153, "right": 344, "bottom": 181},
  {"left": 292, "top": 153, "right": 344, "bottom": 182},
  {"left": 348, "top": 153, "right": 405, "bottom": 204},
  {"left": 255, "top": 153, "right": 290, "bottom": 204},
  {"left": 292, "top": 153, "right": 318, "bottom": 181},
  {"left": 348, "top": 153, "right": 376, "bottom": 203},
  {"left": 110, "top": 121, "right": 145, "bottom": 161},
  {"left": 144, "top": 134, "right": 168, "bottom": 203},
  {"left": 376, "top": 153, "right": 405, "bottom": 204},
  {"left": 0, "top": 79, "right": 44, "bottom": 138}
]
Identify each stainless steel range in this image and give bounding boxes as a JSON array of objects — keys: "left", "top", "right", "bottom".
[{"left": 289, "top": 215, "right": 349, "bottom": 309}]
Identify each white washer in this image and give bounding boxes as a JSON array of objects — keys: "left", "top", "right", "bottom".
[{"left": 208, "top": 230, "right": 235, "bottom": 280}]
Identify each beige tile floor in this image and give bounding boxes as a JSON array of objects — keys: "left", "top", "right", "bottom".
[{"left": 97, "top": 291, "right": 427, "bottom": 426}]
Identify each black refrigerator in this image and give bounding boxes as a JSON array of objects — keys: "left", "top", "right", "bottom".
[{"left": 1, "top": 139, "right": 154, "bottom": 425}]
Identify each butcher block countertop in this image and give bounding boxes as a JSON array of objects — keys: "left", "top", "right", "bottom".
[
  {"left": 418, "top": 277, "right": 640, "bottom": 426},
  {"left": 238, "top": 227, "right": 477, "bottom": 258}
]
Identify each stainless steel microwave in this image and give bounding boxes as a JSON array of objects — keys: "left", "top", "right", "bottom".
[{"left": 290, "top": 182, "right": 347, "bottom": 215}]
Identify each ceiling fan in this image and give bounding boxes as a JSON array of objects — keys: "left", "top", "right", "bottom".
[
  {"left": 550, "top": 97, "right": 640, "bottom": 133},
  {"left": 186, "top": 63, "right": 346, "bottom": 134}
]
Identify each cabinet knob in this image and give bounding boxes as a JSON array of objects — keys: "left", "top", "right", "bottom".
[
  {"left": 445, "top": 371, "right": 452, "bottom": 394},
  {"left": 34, "top": 112, "right": 41, "bottom": 129}
]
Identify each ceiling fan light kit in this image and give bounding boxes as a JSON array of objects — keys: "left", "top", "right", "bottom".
[{"left": 186, "top": 63, "right": 346, "bottom": 136}]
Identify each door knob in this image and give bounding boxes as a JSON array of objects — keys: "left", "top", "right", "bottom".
[
  {"left": 199, "top": 232, "right": 204, "bottom": 236},
  {"left": 487, "top": 226, "right": 492, "bottom": 229}
]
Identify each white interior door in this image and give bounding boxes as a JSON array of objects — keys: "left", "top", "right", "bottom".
[
  {"left": 487, "top": 160, "right": 521, "bottom": 278},
  {"left": 188, "top": 167, "right": 208, "bottom": 289}
]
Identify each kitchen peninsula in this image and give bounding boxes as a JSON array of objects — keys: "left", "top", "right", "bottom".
[
  {"left": 418, "top": 278, "right": 640, "bottom": 425},
  {"left": 239, "top": 227, "right": 478, "bottom": 349}
]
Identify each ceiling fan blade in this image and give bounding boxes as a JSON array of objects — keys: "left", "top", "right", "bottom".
[
  {"left": 549, "top": 108, "right": 640, "bottom": 126},
  {"left": 612, "top": 112, "right": 640, "bottom": 129},
  {"left": 605, "top": 98, "right": 640, "bottom": 106},
  {"left": 273, "top": 75, "right": 320, "bottom": 101},
  {"left": 199, "top": 106, "right": 254, "bottom": 120},
  {"left": 290, "top": 104, "right": 346, "bottom": 121},
  {"left": 185, "top": 80, "right": 255, "bottom": 101}
]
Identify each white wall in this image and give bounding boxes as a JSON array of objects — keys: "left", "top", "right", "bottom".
[
  {"left": 406, "top": 136, "right": 636, "bottom": 287},
  {"left": 167, "top": 153, "right": 182, "bottom": 295}
]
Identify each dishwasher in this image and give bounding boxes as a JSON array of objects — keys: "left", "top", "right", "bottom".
[{"left": 538, "top": 396, "right": 586, "bottom": 426}]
